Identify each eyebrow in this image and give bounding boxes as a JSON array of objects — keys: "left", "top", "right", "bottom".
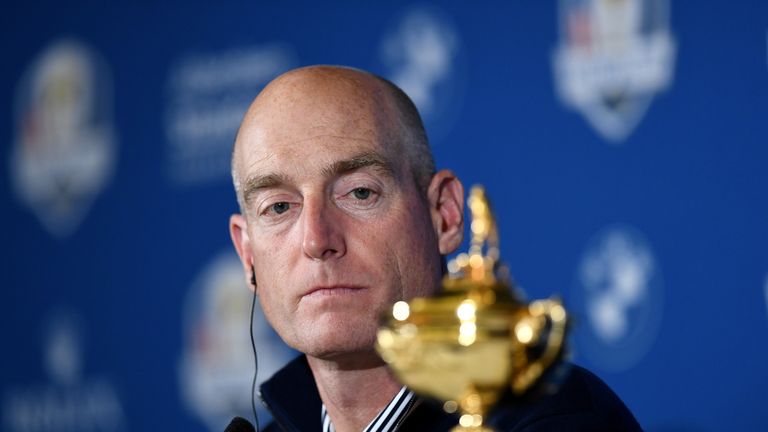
[
  {"left": 321, "top": 151, "right": 395, "bottom": 178},
  {"left": 241, "top": 151, "right": 395, "bottom": 205},
  {"left": 242, "top": 173, "right": 292, "bottom": 205}
]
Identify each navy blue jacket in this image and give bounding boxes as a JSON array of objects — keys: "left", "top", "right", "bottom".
[{"left": 259, "top": 356, "right": 642, "bottom": 431}]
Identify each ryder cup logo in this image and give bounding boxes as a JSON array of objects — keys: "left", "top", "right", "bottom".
[
  {"left": 573, "top": 225, "right": 663, "bottom": 372},
  {"left": 2, "top": 310, "right": 126, "bottom": 432},
  {"left": 9, "top": 39, "right": 116, "bottom": 237},
  {"left": 380, "top": 5, "right": 464, "bottom": 143},
  {"left": 552, "top": 0, "right": 676, "bottom": 142},
  {"left": 178, "top": 252, "right": 296, "bottom": 431}
]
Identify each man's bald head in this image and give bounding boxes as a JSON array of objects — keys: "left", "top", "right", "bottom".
[{"left": 231, "top": 65, "right": 434, "bottom": 213}]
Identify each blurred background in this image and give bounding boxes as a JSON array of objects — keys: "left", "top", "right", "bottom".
[{"left": 2, "top": 1, "right": 767, "bottom": 431}]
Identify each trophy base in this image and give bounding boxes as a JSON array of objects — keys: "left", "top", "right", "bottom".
[
  {"left": 451, "top": 426, "right": 494, "bottom": 432},
  {"left": 450, "top": 413, "right": 494, "bottom": 432}
]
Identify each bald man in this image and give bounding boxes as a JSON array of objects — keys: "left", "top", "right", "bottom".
[{"left": 229, "top": 66, "right": 640, "bottom": 432}]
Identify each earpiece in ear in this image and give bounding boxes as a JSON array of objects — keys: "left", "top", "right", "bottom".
[{"left": 250, "top": 265, "right": 257, "bottom": 288}]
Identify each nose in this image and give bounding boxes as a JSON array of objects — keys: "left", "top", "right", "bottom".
[{"left": 301, "top": 196, "right": 346, "bottom": 261}]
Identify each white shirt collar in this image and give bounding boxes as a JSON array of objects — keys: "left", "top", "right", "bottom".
[{"left": 321, "top": 386, "right": 416, "bottom": 432}]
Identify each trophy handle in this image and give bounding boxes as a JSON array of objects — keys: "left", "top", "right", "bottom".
[{"left": 512, "top": 299, "right": 568, "bottom": 394}]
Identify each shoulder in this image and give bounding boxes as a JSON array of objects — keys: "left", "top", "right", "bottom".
[{"left": 488, "top": 364, "right": 642, "bottom": 432}]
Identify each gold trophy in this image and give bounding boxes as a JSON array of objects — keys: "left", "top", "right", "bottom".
[{"left": 376, "top": 185, "right": 568, "bottom": 431}]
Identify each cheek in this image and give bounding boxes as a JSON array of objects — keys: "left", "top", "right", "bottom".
[
  {"left": 381, "top": 212, "right": 442, "bottom": 298},
  {"left": 399, "top": 251, "right": 442, "bottom": 299},
  {"left": 256, "top": 284, "right": 283, "bottom": 324},
  {"left": 256, "top": 281, "right": 300, "bottom": 347},
  {"left": 402, "top": 217, "right": 442, "bottom": 292},
  {"left": 252, "top": 249, "right": 297, "bottom": 320}
]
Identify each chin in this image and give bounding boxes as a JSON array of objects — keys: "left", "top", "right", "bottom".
[{"left": 298, "top": 324, "right": 380, "bottom": 361}]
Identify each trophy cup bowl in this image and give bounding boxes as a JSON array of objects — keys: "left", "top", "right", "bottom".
[{"left": 376, "top": 186, "right": 568, "bottom": 432}]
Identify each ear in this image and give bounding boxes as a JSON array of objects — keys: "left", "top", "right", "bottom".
[
  {"left": 426, "top": 170, "right": 464, "bottom": 255},
  {"left": 229, "top": 213, "right": 256, "bottom": 291}
]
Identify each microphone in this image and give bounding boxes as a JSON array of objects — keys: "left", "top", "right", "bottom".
[{"left": 225, "top": 416, "right": 255, "bottom": 432}]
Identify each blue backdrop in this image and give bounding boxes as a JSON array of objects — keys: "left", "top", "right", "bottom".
[{"left": 2, "top": 1, "right": 767, "bottom": 431}]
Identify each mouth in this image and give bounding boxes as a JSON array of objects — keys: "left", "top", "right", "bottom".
[{"left": 302, "top": 285, "right": 367, "bottom": 299}]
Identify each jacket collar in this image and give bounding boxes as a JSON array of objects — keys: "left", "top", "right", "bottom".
[
  {"left": 259, "top": 355, "right": 457, "bottom": 432},
  {"left": 260, "top": 355, "right": 322, "bottom": 432}
]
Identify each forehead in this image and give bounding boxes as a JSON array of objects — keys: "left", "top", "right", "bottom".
[{"left": 235, "top": 72, "right": 406, "bottom": 177}]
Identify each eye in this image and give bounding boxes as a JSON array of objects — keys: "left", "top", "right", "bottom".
[
  {"left": 267, "top": 202, "right": 290, "bottom": 215},
  {"left": 335, "top": 182, "right": 382, "bottom": 212},
  {"left": 351, "top": 187, "right": 372, "bottom": 200}
]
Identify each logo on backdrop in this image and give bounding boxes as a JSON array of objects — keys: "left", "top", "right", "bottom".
[
  {"left": 9, "top": 39, "right": 117, "bottom": 237},
  {"left": 552, "top": 0, "right": 676, "bottom": 142},
  {"left": 165, "top": 45, "right": 296, "bottom": 185},
  {"left": 2, "top": 310, "right": 126, "bottom": 432},
  {"left": 178, "top": 251, "right": 296, "bottom": 431},
  {"left": 572, "top": 225, "right": 663, "bottom": 372},
  {"left": 379, "top": 5, "right": 465, "bottom": 143}
]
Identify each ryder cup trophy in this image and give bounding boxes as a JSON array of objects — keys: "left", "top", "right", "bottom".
[{"left": 376, "top": 185, "right": 568, "bottom": 432}]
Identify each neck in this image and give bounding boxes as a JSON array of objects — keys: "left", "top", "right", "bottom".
[{"left": 307, "top": 351, "right": 402, "bottom": 432}]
